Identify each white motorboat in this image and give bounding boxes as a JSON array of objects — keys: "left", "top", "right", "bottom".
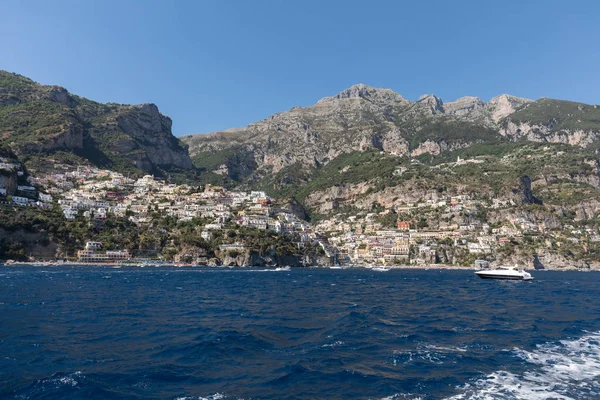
[
  {"left": 475, "top": 265, "right": 533, "bottom": 281},
  {"left": 372, "top": 267, "right": 390, "bottom": 272}
]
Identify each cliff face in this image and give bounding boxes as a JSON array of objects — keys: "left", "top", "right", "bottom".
[
  {"left": 0, "top": 228, "right": 58, "bottom": 260},
  {"left": 499, "top": 99, "right": 600, "bottom": 147},
  {"left": 498, "top": 252, "right": 600, "bottom": 271},
  {"left": 0, "top": 170, "right": 18, "bottom": 195},
  {"left": 0, "top": 71, "right": 193, "bottom": 175},
  {"left": 211, "top": 249, "right": 323, "bottom": 267},
  {"left": 91, "top": 103, "right": 193, "bottom": 171}
]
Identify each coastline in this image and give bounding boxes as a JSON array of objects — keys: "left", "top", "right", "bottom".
[{"left": 1, "top": 261, "right": 598, "bottom": 271}]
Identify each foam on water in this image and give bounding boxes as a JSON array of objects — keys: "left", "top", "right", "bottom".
[
  {"left": 321, "top": 340, "right": 345, "bottom": 348},
  {"left": 176, "top": 395, "right": 228, "bottom": 400},
  {"left": 51, "top": 371, "right": 81, "bottom": 387},
  {"left": 447, "top": 331, "right": 600, "bottom": 400},
  {"left": 391, "top": 343, "right": 468, "bottom": 366},
  {"left": 375, "top": 394, "right": 424, "bottom": 400}
]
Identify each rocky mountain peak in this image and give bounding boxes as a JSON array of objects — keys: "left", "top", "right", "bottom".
[
  {"left": 43, "top": 86, "right": 77, "bottom": 107},
  {"left": 332, "top": 83, "right": 373, "bottom": 100},
  {"left": 444, "top": 96, "right": 485, "bottom": 116},
  {"left": 417, "top": 94, "right": 444, "bottom": 114},
  {"left": 317, "top": 84, "right": 408, "bottom": 105},
  {"left": 488, "top": 94, "right": 532, "bottom": 122}
]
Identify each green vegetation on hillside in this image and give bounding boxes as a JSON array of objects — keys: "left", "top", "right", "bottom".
[
  {"left": 191, "top": 146, "right": 257, "bottom": 182},
  {"left": 508, "top": 98, "right": 600, "bottom": 132},
  {"left": 398, "top": 117, "right": 500, "bottom": 149},
  {"left": 255, "top": 150, "right": 407, "bottom": 202},
  {"left": 0, "top": 70, "right": 193, "bottom": 178},
  {"left": 0, "top": 205, "right": 322, "bottom": 262},
  {"left": 0, "top": 102, "right": 75, "bottom": 146},
  {"left": 246, "top": 139, "right": 600, "bottom": 220}
]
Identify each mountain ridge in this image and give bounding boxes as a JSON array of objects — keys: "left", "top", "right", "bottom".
[
  {"left": 181, "top": 84, "right": 545, "bottom": 182},
  {"left": 3, "top": 71, "right": 600, "bottom": 193},
  {"left": 183, "top": 87, "right": 536, "bottom": 136}
]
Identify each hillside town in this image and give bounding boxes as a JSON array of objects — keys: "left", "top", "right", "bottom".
[
  {"left": 2, "top": 159, "right": 598, "bottom": 268},
  {"left": 1, "top": 162, "right": 318, "bottom": 264}
]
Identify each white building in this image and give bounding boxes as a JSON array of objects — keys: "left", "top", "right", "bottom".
[
  {"left": 38, "top": 193, "right": 53, "bottom": 202},
  {"left": 12, "top": 196, "right": 30, "bottom": 205}
]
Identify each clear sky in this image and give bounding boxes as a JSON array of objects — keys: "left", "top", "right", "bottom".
[{"left": 1, "top": 0, "right": 599, "bottom": 135}]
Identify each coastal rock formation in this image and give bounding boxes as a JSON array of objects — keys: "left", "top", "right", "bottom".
[
  {"left": 0, "top": 228, "right": 58, "bottom": 260},
  {"left": 500, "top": 252, "right": 595, "bottom": 270},
  {"left": 215, "top": 249, "right": 325, "bottom": 267}
]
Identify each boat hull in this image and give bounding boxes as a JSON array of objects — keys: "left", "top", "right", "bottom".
[{"left": 475, "top": 272, "right": 532, "bottom": 280}]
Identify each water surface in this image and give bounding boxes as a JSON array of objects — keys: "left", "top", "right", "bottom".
[{"left": 1, "top": 267, "right": 599, "bottom": 399}]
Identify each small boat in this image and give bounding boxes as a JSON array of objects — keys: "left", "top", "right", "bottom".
[
  {"left": 475, "top": 265, "right": 533, "bottom": 281},
  {"left": 372, "top": 267, "right": 390, "bottom": 272},
  {"left": 275, "top": 266, "right": 291, "bottom": 271}
]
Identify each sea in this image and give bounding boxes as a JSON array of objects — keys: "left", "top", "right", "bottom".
[{"left": 1, "top": 266, "right": 599, "bottom": 400}]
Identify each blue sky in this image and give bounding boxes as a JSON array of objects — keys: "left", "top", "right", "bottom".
[{"left": 1, "top": 0, "right": 599, "bottom": 135}]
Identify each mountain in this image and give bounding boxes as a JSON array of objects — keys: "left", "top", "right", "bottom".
[
  {"left": 182, "top": 85, "right": 600, "bottom": 186},
  {"left": 181, "top": 85, "right": 540, "bottom": 180},
  {"left": 4, "top": 72, "right": 600, "bottom": 267},
  {"left": 0, "top": 71, "right": 193, "bottom": 176}
]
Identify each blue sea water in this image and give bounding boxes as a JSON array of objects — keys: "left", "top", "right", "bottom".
[{"left": 1, "top": 267, "right": 599, "bottom": 400}]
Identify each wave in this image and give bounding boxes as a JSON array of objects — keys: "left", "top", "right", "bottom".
[
  {"left": 13, "top": 371, "right": 88, "bottom": 398},
  {"left": 176, "top": 395, "right": 228, "bottom": 400},
  {"left": 321, "top": 340, "right": 345, "bottom": 348},
  {"left": 391, "top": 343, "right": 469, "bottom": 366},
  {"left": 446, "top": 331, "right": 600, "bottom": 399},
  {"left": 373, "top": 394, "right": 424, "bottom": 400}
]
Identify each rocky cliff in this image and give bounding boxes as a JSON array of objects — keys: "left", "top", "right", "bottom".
[
  {"left": 181, "top": 85, "right": 539, "bottom": 181},
  {"left": 0, "top": 228, "right": 58, "bottom": 260},
  {"left": 0, "top": 71, "right": 193, "bottom": 175},
  {"left": 0, "top": 170, "right": 17, "bottom": 195},
  {"left": 182, "top": 84, "right": 600, "bottom": 191},
  {"left": 499, "top": 98, "right": 600, "bottom": 146},
  {"left": 210, "top": 249, "right": 326, "bottom": 267}
]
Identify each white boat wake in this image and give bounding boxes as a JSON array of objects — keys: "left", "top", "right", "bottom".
[{"left": 446, "top": 330, "right": 600, "bottom": 399}]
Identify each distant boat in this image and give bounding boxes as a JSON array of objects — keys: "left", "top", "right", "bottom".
[
  {"left": 275, "top": 266, "right": 291, "bottom": 271},
  {"left": 329, "top": 266, "right": 343, "bottom": 269},
  {"left": 372, "top": 267, "right": 390, "bottom": 272},
  {"left": 475, "top": 265, "right": 533, "bottom": 281}
]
